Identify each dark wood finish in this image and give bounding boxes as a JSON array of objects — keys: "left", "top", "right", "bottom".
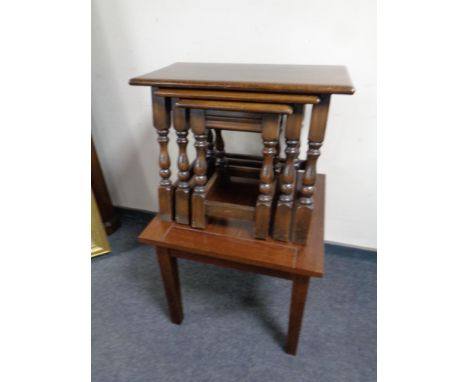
[
  {"left": 138, "top": 175, "right": 326, "bottom": 354},
  {"left": 130, "top": 63, "right": 353, "bottom": 352},
  {"left": 214, "top": 129, "right": 225, "bottom": 169},
  {"left": 292, "top": 96, "right": 330, "bottom": 244},
  {"left": 176, "top": 99, "right": 293, "bottom": 115},
  {"left": 91, "top": 139, "right": 120, "bottom": 234},
  {"left": 203, "top": 166, "right": 220, "bottom": 195},
  {"left": 273, "top": 105, "right": 304, "bottom": 241},
  {"left": 206, "top": 175, "right": 258, "bottom": 208},
  {"left": 157, "top": 247, "right": 183, "bottom": 324},
  {"left": 274, "top": 122, "right": 283, "bottom": 176},
  {"left": 173, "top": 107, "right": 191, "bottom": 224},
  {"left": 169, "top": 248, "right": 293, "bottom": 279},
  {"left": 206, "top": 128, "right": 215, "bottom": 170},
  {"left": 206, "top": 201, "right": 255, "bottom": 221},
  {"left": 214, "top": 153, "right": 263, "bottom": 177},
  {"left": 285, "top": 276, "right": 310, "bottom": 355},
  {"left": 130, "top": 63, "right": 355, "bottom": 95},
  {"left": 152, "top": 92, "right": 173, "bottom": 221},
  {"left": 224, "top": 152, "right": 264, "bottom": 163},
  {"left": 131, "top": 64, "right": 353, "bottom": 235},
  {"left": 179, "top": 107, "right": 285, "bottom": 234},
  {"left": 190, "top": 109, "right": 208, "bottom": 228},
  {"left": 206, "top": 116, "right": 262, "bottom": 133},
  {"left": 206, "top": 110, "right": 262, "bottom": 120},
  {"left": 139, "top": 174, "right": 325, "bottom": 276},
  {"left": 205, "top": 173, "right": 257, "bottom": 221},
  {"left": 156, "top": 88, "right": 321, "bottom": 104},
  {"left": 226, "top": 165, "right": 261, "bottom": 179},
  {"left": 255, "top": 115, "right": 280, "bottom": 239}
]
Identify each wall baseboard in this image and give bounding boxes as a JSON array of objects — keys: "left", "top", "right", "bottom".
[
  {"left": 325, "top": 242, "right": 376, "bottom": 261},
  {"left": 115, "top": 205, "right": 155, "bottom": 218},
  {"left": 325, "top": 240, "right": 377, "bottom": 254}
]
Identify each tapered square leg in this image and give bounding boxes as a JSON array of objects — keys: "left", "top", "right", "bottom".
[
  {"left": 285, "top": 276, "right": 310, "bottom": 355},
  {"left": 156, "top": 247, "right": 183, "bottom": 324}
]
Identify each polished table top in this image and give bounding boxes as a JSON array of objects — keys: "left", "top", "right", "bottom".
[
  {"left": 129, "top": 63, "right": 354, "bottom": 95},
  {"left": 139, "top": 174, "right": 326, "bottom": 278}
]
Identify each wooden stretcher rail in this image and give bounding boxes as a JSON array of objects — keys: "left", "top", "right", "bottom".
[
  {"left": 156, "top": 88, "right": 321, "bottom": 104},
  {"left": 205, "top": 200, "right": 256, "bottom": 221},
  {"left": 175, "top": 99, "right": 294, "bottom": 115},
  {"left": 206, "top": 118, "right": 262, "bottom": 133}
]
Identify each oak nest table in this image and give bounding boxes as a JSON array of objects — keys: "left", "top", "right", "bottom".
[
  {"left": 131, "top": 62, "right": 354, "bottom": 355},
  {"left": 139, "top": 174, "right": 326, "bottom": 355}
]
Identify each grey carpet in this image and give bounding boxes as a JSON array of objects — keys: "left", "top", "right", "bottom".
[{"left": 92, "top": 210, "right": 376, "bottom": 382}]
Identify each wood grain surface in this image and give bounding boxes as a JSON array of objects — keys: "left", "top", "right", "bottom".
[
  {"left": 139, "top": 174, "right": 326, "bottom": 277},
  {"left": 130, "top": 63, "right": 354, "bottom": 95}
]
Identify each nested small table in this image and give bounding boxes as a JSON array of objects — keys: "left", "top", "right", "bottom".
[
  {"left": 138, "top": 174, "right": 326, "bottom": 355},
  {"left": 130, "top": 62, "right": 353, "bottom": 243}
]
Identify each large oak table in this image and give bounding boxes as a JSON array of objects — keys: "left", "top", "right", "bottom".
[{"left": 138, "top": 174, "right": 326, "bottom": 355}]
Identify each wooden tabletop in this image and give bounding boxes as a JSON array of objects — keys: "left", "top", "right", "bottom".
[
  {"left": 129, "top": 63, "right": 354, "bottom": 95},
  {"left": 139, "top": 174, "right": 326, "bottom": 278}
]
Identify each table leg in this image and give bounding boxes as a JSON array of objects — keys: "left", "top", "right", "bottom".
[
  {"left": 156, "top": 247, "right": 184, "bottom": 324},
  {"left": 191, "top": 109, "right": 207, "bottom": 229},
  {"left": 285, "top": 275, "right": 310, "bottom": 355},
  {"left": 255, "top": 114, "right": 280, "bottom": 239}
]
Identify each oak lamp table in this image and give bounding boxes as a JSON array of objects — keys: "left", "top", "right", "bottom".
[{"left": 138, "top": 174, "right": 326, "bottom": 355}]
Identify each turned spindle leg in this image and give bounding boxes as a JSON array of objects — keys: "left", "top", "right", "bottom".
[
  {"left": 255, "top": 114, "right": 280, "bottom": 239},
  {"left": 152, "top": 92, "right": 173, "bottom": 221},
  {"left": 190, "top": 109, "right": 208, "bottom": 229},
  {"left": 273, "top": 105, "right": 304, "bottom": 241},
  {"left": 274, "top": 118, "right": 284, "bottom": 175},
  {"left": 292, "top": 95, "right": 331, "bottom": 244},
  {"left": 174, "top": 107, "right": 191, "bottom": 224},
  {"left": 206, "top": 129, "right": 215, "bottom": 171}
]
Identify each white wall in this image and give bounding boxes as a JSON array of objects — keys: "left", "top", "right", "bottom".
[{"left": 92, "top": 0, "right": 376, "bottom": 249}]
